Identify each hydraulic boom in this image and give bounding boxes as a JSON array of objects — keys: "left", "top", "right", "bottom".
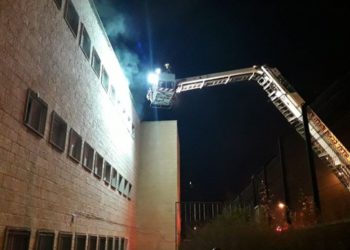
[{"left": 146, "top": 65, "right": 350, "bottom": 190}]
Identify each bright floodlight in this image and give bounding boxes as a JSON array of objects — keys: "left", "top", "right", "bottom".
[
  {"left": 147, "top": 68, "right": 162, "bottom": 85},
  {"left": 147, "top": 72, "right": 159, "bottom": 85},
  {"left": 155, "top": 67, "right": 161, "bottom": 74}
]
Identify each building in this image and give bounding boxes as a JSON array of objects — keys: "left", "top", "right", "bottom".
[{"left": 0, "top": 0, "right": 180, "bottom": 249}]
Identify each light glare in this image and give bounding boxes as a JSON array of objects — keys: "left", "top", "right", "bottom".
[
  {"left": 155, "top": 68, "right": 161, "bottom": 74},
  {"left": 147, "top": 72, "right": 159, "bottom": 85},
  {"left": 278, "top": 202, "right": 285, "bottom": 209}
]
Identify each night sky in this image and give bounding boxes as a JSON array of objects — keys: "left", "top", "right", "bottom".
[{"left": 95, "top": 0, "right": 350, "bottom": 201}]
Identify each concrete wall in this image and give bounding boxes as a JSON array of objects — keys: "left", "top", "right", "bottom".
[
  {"left": 0, "top": 0, "right": 139, "bottom": 249},
  {"left": 136, "top": 121, "right": 180, "bottom": 250}
]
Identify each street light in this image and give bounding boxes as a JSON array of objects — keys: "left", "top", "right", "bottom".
[
  {"left": 276, "top": 201, "right": 291, "bottom": 229},
  {"left": 278, "top": 202, "right": 285, "bottom": 209}
]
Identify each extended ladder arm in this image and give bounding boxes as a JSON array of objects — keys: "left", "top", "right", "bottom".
[
  {"left": 146, "top": 65, "right": 350, "bottom": 190},
  {"left": 175, "top": 67, "right": 261, "bottom": 93}
]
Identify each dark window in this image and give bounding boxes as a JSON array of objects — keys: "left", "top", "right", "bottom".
[
  {"left": 91, "top": 48, "right": 101, "bottom": 77},
  {"left": 103, "top": 161, "right": 111, "bottom": 184},
  {"left": 120, "top": 238, "right": 125, "bottom": 250},
  {"left": 107, "top": 237, "right": 113, "bottom": 250},
  {"left": 88, "top": 236, "right": 97, "bottom": 250},
  {"left": 49, "top": 111, "right": 67, "bottom": 152},
  {"left": 75, "top": 235, "right": 86, "bottom": 250},
  {"left": 123, "top": 180, "right": 129, "bottom": 197},
  {"left": 35, "top": 231, "right": 54, "bottom": 250},
  {"left": 53, "top": 0, "right": 62, "bottom": 9},
  {"left": 82, "top": 142, "right": 94, "bottom": 171},
  {"left": 4, "top": 228, "right": 30, "bottom": 250},
  {"left": 64, "top": 0, "right": 79, "bottom": 37},
  {"left": 127, "top": 183, "right": 132, "bottom": 199},
  {"left": 68, "top": 128, "right": 82, "bottom": 162},
  {"left": 101, "top": 67, "right": 109, "bottom": 92},
  {"left": 79, "top": 24, "right": 91, "bottom": 60},
  {"left": 99, "top": 237, "right": 106, "bottom": 250},
  {"left": 110, "top": 168, "right": 118, "bottom": 189},
  {"left": 113, "top": 238, "right": 119, "bottom": 250},
  {"left": 24, "top": 89, "right": 48, "bottom": 137},
  {"left": 57, "top": 233, "right": 72, "bottom": 250},
  {"left": 118, "top": 175, "right": 124, "bottom": 193},
  {"left": 93, "top": 152, "right": 103, "bottom": 178}
]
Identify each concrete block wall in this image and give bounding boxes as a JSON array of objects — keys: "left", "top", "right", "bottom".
[
  {"left": 136, "top": 121, "right": 180, "bottom": 250},
  {"left": 0, "top": 0, "right": 139, "bottom": 249}
]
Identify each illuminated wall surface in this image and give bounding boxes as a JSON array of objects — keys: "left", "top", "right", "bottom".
[
  {"left": 0, "top": 0, "right": 179, "bottom": 249},
  {"left": 137, "top": 121, "right": 180, "bottom": 250}
]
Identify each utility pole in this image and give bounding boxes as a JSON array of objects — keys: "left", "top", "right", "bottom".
[
  {"left": 278, "top": 136, "right": 292, "bottom": 224},
  {"left": 302, "top": 104, "right": 321, "bottom": 217}
]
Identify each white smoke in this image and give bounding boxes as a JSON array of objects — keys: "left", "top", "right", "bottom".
[
  {"left": 94, "top": 0, "right": 127, "bottom": 37},
  {"left": 94, "top": 0, "right": 149, "bottom": 115},
  {"left": 94, "top": 0, "right": 141, "bottom": 84}
]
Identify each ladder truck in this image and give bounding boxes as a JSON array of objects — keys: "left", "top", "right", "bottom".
[{"left": 146, "top": 65, "right": 350, "bottom": 190}]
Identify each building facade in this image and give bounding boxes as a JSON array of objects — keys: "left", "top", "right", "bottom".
[{"left": 0, "top": 0, "right": 180, "bottom": 249}]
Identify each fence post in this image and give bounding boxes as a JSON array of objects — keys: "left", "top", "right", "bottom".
[
  {"left": 279, "top": 136, "right": 292, "bottom": 224},
  {"left": 302, "top": 104, "right": 321, "bottom": 217}
]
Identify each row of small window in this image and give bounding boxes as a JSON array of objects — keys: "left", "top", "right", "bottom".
[
  {"left": 24, "top": 89, "right": 132, "bottom": 199},
  {"left": 53, "top": 0, "right": 135, "bottom": 138},
  {"left": 4, "top": 227, "right": 128, "bottom": 250},
  {"left": 53, "top": 0, "right": 110, "bottom": 95}
]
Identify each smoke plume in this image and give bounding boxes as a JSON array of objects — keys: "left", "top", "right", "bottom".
[
  {"left": 94, "top": 0, "right": 142, "bottom": 84},
  {"left": 94, "top": 0, "right": 148, "bottom": 114}
]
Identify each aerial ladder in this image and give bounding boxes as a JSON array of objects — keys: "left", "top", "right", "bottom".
[{"left": 146, "top": 65, "right": 350, "bottom": 190}]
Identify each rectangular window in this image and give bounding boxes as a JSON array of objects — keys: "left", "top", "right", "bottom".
[
  {"left": 88, "top": 236, "right": 97, "bottom": 250},
  {"left": 68, "top": 128, "right": 82, "bottom": 163},
  {"left": 93, "top": 152, "right": 103, "bottom": 178},
  {"left": 99, "top": 237, "right": 106, "bottom": 250},
  {"left": 101, "top": 67, "right": 109, "bottom": 92},
  {"left": 103, "top": 162, "right": 111, "bottom": 184},
  {"left": 91, "top": 48, "right": 101, "bottom": 78},
  {"left": 53, "top": 0, "right": 62, "bottom": 9},
  {"left": 79, "top": 23, "right": 92, "bottom": 60},
  {"left": 82, "top": 142, "right": 94, "bottom": 171},
  {"left": 123, "top": 239, "right": 128, "bottom": 250},
  {"left": 127, "top": 183, "right": 132, "bottom": 199},
  {"left": 123, "top": 180, "right": 129, "bottom": 197},
  {"left": 111, "top": 168, "right": 118, "bottom": 189},
  {"left": 49, "top": 111, "right": 67, "bottom": 152},
  {"left": 118, "top": 175, "right": 124, "bottom": 193},
  {"left": 64, "top": 0, "right": 79, "bottom": 37},
  {"left": 4, "top": 228, "right": 30, "bottom": 250},
  {"left": 57, "top": 233, "right": 72, "bottom": 250},
  {"left": 107, "top": 237, "right": 113, "bottom": 250},
  {"left": 113, "top": 237, "right": 119, "bottom": 250},
  {"left": 35, "top": 231, "right": 54, "bottom": 250},
  {"left": 120, "top": 238, "right": 125, "bottom": 250},
  {"left": 24, "top": 89, "right": 48, "bottom": 137},
  {"left": 75, "top": 235, "right": 86, "bottom": 250}
]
